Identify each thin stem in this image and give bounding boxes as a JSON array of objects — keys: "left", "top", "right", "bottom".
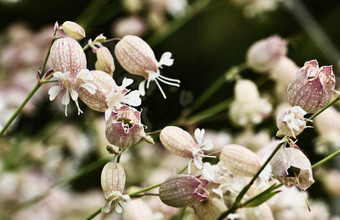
[
  {"left": 40, "top": 36, "right": 57, "bottom": 80},
  {"left": 217, "top": 141, "right": 285, "bottom": 220},
  {"left": 312, "top": 148, "right": 340, "bottom": 169},
  {"left": 189, "top": 63, "right": 247, "bottom": 114},
  {"left": 85, "top": 208, "right": 101, "bottom": 220},
  {"left": 0, "top": 81, "right": 41, "bottom": 136},
  {"left": 308, "top": 96, "right": 340, "bottom": 121},
  {"left": 129, "top": 183, "right": 162, "bottom": 196}
]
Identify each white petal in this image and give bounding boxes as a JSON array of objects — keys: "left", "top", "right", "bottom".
[
  {"left": 69, "top": 89, "right": 79, "bottom": 101},
  {"left": 121, "top": 77, "right": 133, "bottom": 88},
  {"left": 77, "top": 69, "right": 91, "bottom": 80},
  {"left": 115, "top": 204, "right": 123, "bottom": 213},
  {"left": 124, "top": 90, "right": 141, "bottom": 106},
  {"left": 61, "top": 88, "right": 70, "bottom": 105},
  {"left": 138, "top": 80, "right": 146, "bottom": 96},
  {"left": 80, "top": 83, "right": 97, "bottom": 94},
  {"left": 201, "top": 140, "right": 213, "bottom": 151},
  {"left": 53, "top": 71, "right": 64, "bottom": 79},
  {"left": 193, "top": 156, "right": 203, "bottom": 170},
  {"left": 202, "top": 162, "right": 215, "bottom": 181},
  {"left": 158, "top": 52, "right": 174, "bottom": 67},
  {"left": 187, "top": 159, "right": 192, "bottom": 174},
  {"left": 48, "top": 86, "right": 62, "bottom": 101},
  {"left": 105, "top": 109, "right": 112, "bottom": 120},
  {"left": 194, "top": 128, "right": 203, "bottom": 144}
]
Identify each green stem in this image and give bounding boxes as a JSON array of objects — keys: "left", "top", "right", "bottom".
[
  {"left": 308, "top": 96, "right": 340, "bottom": 121},
  {"left": 0, "top": 81, "right": 41, "bottom": 136},
  {"left": 189, "top": 64, "right": 247, "bottom": 114},
  {"left": 129, "top": 183, "right": 162, "bottom": 196},
  {"left": 184, "top": 99, "right": 231, "bottom": 125},
  {"left": 85, "top": 208, "right": 101, "bottom": 220},
  {"left": 217, "top": 141, "right": 285, "bottom": 220},
  {"left": 312, "top": 148, "right": 340, "bottom": 169}
]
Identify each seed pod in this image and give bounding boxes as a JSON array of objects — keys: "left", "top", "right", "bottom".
[
  {"left": 246, "top": 35, "right": 287, "bottom": 73},
  {"left": 159, "top": 174, "right": 209, "bottom": 207},
  {"left": 160, "top": 126, "right": 198, "bottom": 159},
  {"left": 62, "top": 21, "right": 85, "bottom": 40},
  {"left": 77, "top": 70, "right": 118, "bottom": 112},
  {"left": 270, "top": 147, "right": 314, "bottom": 190},
  {"left": 276, "top": 106, "right": 307, "bottom": 138},
  {"left": 287, "top": 60, "right": 335, "bottom": 113},
  {"left": 105, "top": 106, "right": 145, "bottom": 149},
  {"left": 50, "top": 37, "right": 87, "bottom": 79},
  {"left": 95, "top": 47, "right": 115, "bottom": 76},
  {"left": 220, "top": 144, "right": 261, "bottom": 176},
  {"left": 101, "top": 162, "right": 126, "bottom": 198}
]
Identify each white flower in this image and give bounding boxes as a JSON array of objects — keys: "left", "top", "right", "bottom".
[
  {"left": 48, "top": 69, "right": 96, "bottom": 116},
  {"left": 105, "top": 77, "right": 142, "bottom": 120},
  {"left": 102, "top": 190, "right": 130, "bottom": 214},
  {"left": 187, "top": 128, "right": 215, "bottom": 174},
  {"left": 139, "top": 52, "right": 180, "bottom": 99}
]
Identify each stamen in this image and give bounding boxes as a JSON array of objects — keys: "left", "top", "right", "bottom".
[
  {"left": 295, "top": 173, "right": 311, "bottom": 212},
  {"left": 154, "top": 79, "right": 167, "bottom": 99},
  {"left": 158, "top": 74, "right": 181, "bottom": 83},
  {"left": 158, "top": 77, "right": 180, "bottom": 87}
]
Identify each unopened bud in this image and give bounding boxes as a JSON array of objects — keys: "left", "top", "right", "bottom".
[
  {"left": 77, "top": 70, "right": 118, "bottom": 112},
  {"left": 95, "top": 47, "right": 115, "bottom": 76},
  {"left": 220, "top": 144, "right": 261, "bottom": 176},
  {"left": 62, "top": 21, "right": 85, "bottom": 40},
  {"left": 50, "top": 37, "right": 87, "bottom": 79},
  {"left": 159, "top": 174, "right": 209, "bottom": 207},
  {"left": 101, "top": 162, "right": 130, "bottom": 213},
  {"left": 246, "top": 35, "right": 287, "bottom": 73},
  {"left": 105, "top": 106, "right": 145, "bottom": 149},
  {"left": 270, "top": 147, "right": 314, "bottom": 190},
  {"left": 287, "top": 60, "right": 335, "bottom": 113},
  {"left": 276, "top": 106, "right": 307, "bottom": 138}
]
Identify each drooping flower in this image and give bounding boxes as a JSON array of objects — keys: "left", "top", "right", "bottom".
[
  {"left": 48, "top": 69, "right": 96, "bottom": 116},
  {"left": 246, "top": 35, "right": 287, "bottom": 73},
  {"left": 105, "top": 77, "right": 141, "bottom": 120},
  {"left": 160, "top": 126, "right": 214, "bottom": 174},
  {"left": 270, "top": 147, "right": 314, "bottom": 190},
  {"left": 276, "top": 106, "right": 307, "bottom": 138},
  {"left": 159, "top": 174, "right": 209, "bottom": 208},
  {"left": 114, "top": 35, "right": 180, "bottom": 99},
  {"left": 287, "top": 60, "right": 335, "bottom": 113},
  {"left": 101, "top": 162, "right": 130, "bottom": 213},
  {"left": 105, "top": 106, "right": 145, "bottom": 149}
]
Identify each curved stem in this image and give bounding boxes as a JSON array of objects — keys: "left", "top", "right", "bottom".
[
  {"left": 0, "top": 81, "right": 41, "bottom": 136},
  {"left": 312, "top": 148, "right": 340, "bottom": 169},
  {"left": 85, "top": 208, "right": 101, "bottom": 220}
]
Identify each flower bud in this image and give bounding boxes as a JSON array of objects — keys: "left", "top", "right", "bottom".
[
  {"left": 101, "top": 162, "right": 130, "bottom": 213},
  {"left": 246, "top": 35, "right": 287, "bottom": 73},
  {"left": 62, "top": 21, "right": 85, "bottom": 40},
  {"left": 276, "top": 106, "right": 307, "bottom": 138},
  {"left": 50, "top": 37, "right": 87, "bottom": 79},
  {"left": 159, "top": 174, "right": 209, "bottom": 207},
  {"left": 105, "top": 106, "right": 145, "bottom": 149},
  {"left": 270, "top": 147, "right": 314, "bottom": 190},
  {"left": 287, "top": 60, "right": 335, "bottom": 113},
  {"left": 77, "top": 70, "right": 118, "bottom": 112},
  {"left": 95, "top": 47, "right": 115, "bottom": 76},
  {"left": 220, "top": 144, "right": 261, "bottom": 176}
]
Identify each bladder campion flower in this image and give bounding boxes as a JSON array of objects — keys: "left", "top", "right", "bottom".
[
  {"left": 160, "top": 126, "right": 214, "bottom": 174},
  {"left": 101, "top": 162, "right": 130, "bottom": 213},
  {"left": 114, "top": 35, "right": 180, "bottom": 99},
  {"left": 270, "top": 147, "right": 314, "bottom": 190},
  {"left": 287, "top": 60, "right": 335, "bottom": 113},
  {"left": 276, "top": 106, "right": 307, "bottom": 138},
  {"left": 159, "top": 174, "right": 209, "bottom": 207}
]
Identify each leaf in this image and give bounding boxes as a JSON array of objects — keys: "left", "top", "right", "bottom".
[{"left": 241, "top": 184, "right": 282, "bottom": 208}]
